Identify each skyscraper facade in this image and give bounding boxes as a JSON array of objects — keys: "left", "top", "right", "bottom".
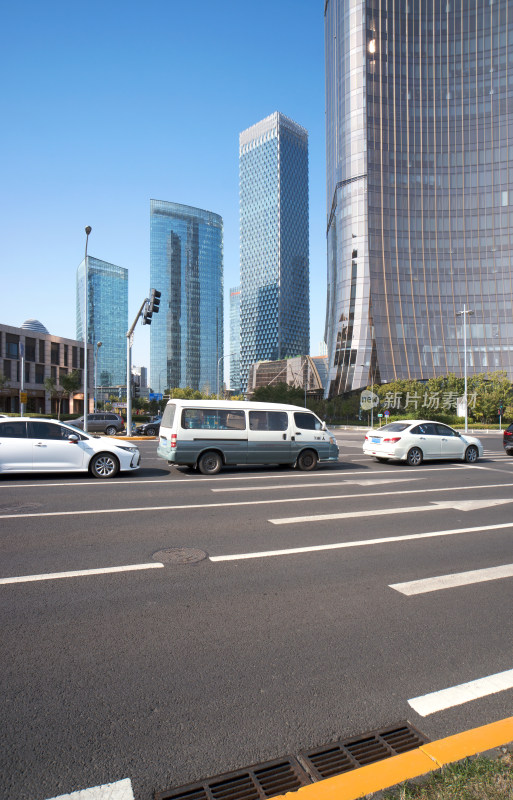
[
  {"left": 76, "top": 256, "right": 128, "bottom": 387},
  {"left": 229, "top": 285, "right": 241, "bottom": 392},
  {"left": 239, "top": 112, "right": 310, "bottom": 392},
  {"left": 325, "top": 0, "right": 513, "bottom": 397},
  {"left": 150, "top": 200, "right": 223, "bottom": 394}
]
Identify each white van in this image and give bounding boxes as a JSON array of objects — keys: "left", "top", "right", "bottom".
[{"left": 157, "top": 399, "right": 339, "bottom": 475}]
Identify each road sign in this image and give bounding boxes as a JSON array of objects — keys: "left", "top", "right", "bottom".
[
  {"left": 20, "top": 392, "right": 27, "bottom": 403},
  {"left": 377, "top": 413, "right": 383, "bottom": 418},
  {"left": 384, "top": 409, "right": 390, "bottom": 417},
  {"left": 149, "top": 393, "right": 163, "bottom": 401}
]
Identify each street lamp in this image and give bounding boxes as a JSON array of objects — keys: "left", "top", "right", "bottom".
[
  {"left": 83, "top": 226, "right": 92, "bottom": 431},
  {"left": 456, "top": 304, "right": 474, "bottom": 433},
  {"left": 217, "top": 354, "right": 235, "bottom": 399},
  {"left": 94, "top": 341, "right": 102, "bottom": 412}
]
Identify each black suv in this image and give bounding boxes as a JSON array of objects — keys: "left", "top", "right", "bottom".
[
  {"left": 503, "top": 422, "right": 513, "bottom": 456},
  {"left": 69, "top": 412, "right": 125, "bottom": 436},
  {"left": 135, "top": 417, "right": 161, "bottom": 436}
]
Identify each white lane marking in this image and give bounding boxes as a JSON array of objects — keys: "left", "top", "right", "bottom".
[
  {"left": 209, "top": 520, "right": 513, "bottom": 562},
  {"left": 45, "top": 778, "right": 134, "bottom": 799},
  {"left": 0, "top": 464, "right": 468, "bottom": 489},
  {"left": 269, "top": 497, "right": 513, "bottom": 525},
  {"left": 408, "top": 669, "right": 513, "bottom": 716},
  {"left": 0, "top": 563, "right": 164, "bottom": 585},
  {"left": 211, "top": 478, "right": 418, "bottom": 492},
  {"left": 390, "top": 563, "right": 513, "bottom": 595},
  {"left": 1, "top": 482, "right": 512, "bottom": 521}
]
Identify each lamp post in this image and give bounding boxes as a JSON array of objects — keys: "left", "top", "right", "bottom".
[
  {"left": 360, "top": 362, "right": 376, "bottom": 428},
  {"left": 94, "top": 341, "right": 102, "bottom": 412},
  {"left": 456, "top": 304, "right": 474, "bottom": 433},
  {"left": 217, "top": 354, "right": 235, "bottom": 399},
  {"left": 83, "top": 226, "right": 92, "bottom": 431}
]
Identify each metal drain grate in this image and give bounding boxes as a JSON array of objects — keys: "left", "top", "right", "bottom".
[
  {"left": 155, "top": 757, "right": 312, "bottom": 800},
  {"left": 299, "top": 722, "right": 429, "bottom": 779}
]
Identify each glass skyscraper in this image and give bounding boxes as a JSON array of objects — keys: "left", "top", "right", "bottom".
[
  {"left": 229, "top": 285, "right": 241, "bottom": 392},
  {"left": 239, "top": 112, "right": 310, "bottom": 393},
  {"left": 150, "top": 200, "right": 223, "bottom": 394},
  {"left": 76, "top": 256, "right": 128, "bottom": 387},
  {"left": 325, "top": 0, "right": 513, "bottom": 397}
]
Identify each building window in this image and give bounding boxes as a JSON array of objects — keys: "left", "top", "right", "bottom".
[
  {"left": 39, "top": 340, "right": 46, "bottom": 363},
  {"left": 25, "top": 337, "right": 36, "bottom": 362},
  {"left": 72, "top": 347, "right": 78, "bottom": 369},
  {"left": 51, "top": 342, "right": 60, "bottom": 365},
  {"left": 35, "top": 364, "right": 45, "bottom": 384},
  {"left": 60, "top": 368, "right": 68, "bottom": 385},
  {"left": 3, "top": 360, "right": 11, "bottom": 380},
  {"left": 51, "top": 366, "right": 57, "bottom": 381},
  {"left": 63, "top": 345, "right": 68, "bottom": 367},
  {"left": 6, "top": 336, "right": 18, "bottom": 358},
  {"left": 25, "top": 362, "right": 31, "bottom": 384}
]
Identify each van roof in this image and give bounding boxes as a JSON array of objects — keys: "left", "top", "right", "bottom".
[{"left": 164, "top": 399, "right": 317, "bottom": 413}]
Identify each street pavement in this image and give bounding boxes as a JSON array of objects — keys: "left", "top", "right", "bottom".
[{"left": 1, "top": 430, "right": 512, "bottom": 799}]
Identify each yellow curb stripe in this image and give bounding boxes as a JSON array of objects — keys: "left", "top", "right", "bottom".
[{"left": 273, "top": 717, "right": 513, "bottom": 800}]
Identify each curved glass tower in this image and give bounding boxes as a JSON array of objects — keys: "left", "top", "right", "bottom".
[
  {"left": 150, "top": 200, "right": 223, "bottom": 394},
  {"left": 325, "top": 0, "right": 513, "bottom": 397}
]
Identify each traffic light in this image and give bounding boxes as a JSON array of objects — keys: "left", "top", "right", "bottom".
[
  {"left": 142, "top": 303, "right": 152, "bottom": 325},
  {"left": 134, "top": 383, "right": 140, "bottom": 399},
  {"left": 149, "top": 288, "right": 161, "bottom": 314},
  {"left": 499, "top": 401, "right": 504, "bottom": 416}
]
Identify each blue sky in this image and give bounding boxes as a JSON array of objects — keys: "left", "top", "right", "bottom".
[{"left": 0, "top": 0, "right": 327, "bottom": 385}]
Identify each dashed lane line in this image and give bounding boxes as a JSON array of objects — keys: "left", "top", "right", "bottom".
[
  {"left": 1, "top": 481, "right": 513, "bottom": 520},
  {"left": 209, "top": 520, "right": 513, "bottom": 562},
  {"left": 0, "top": 563, "right": 164, "bottom": 585},
  {"left": 0, "top": 464, "right": 467, "bottom": 490},
  {"left": 408, "top": 669, "right": 513, "bottom": 716},
  {"left": 390, "top": 563, "right": 513, "bottom": 595},
  {"left": 44, "top": 778, "right": 134, "bottom": 800}
]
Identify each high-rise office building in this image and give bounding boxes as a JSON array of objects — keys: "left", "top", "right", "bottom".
[
  {"left": 229, "top": 286, "right": 241, "bottom": 392},
  {"left": 325, "top": 0, "right": 513, "bottom": 397},
  {"left": 239, "top": 112, "right": 309, "bottom": 392},
  {"left": 150, "top": 200, "right": 223, "bottom": 394},
  {"left": 76, "top": 256, "right": 128, "bottom": 387}
]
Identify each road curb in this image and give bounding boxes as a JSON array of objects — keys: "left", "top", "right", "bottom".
[{"left": 274, "top": 717, "right": 513, "bottom": 800}]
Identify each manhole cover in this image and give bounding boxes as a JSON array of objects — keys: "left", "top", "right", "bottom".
[
  {"left": 153, "top": 548, "right": 208, "bottom": 565},
  {"left": 0, "top": 503, "right": 42, "bottom": 514}
]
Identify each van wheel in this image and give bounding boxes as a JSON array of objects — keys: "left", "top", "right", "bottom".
[
  {"left": 297, "top": 450, "right": 318, "bottom": 471},
  {"left": 198, "top": 451, "right": 222, "bottom": 475}
]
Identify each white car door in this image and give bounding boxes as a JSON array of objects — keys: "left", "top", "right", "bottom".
[
  {"left": 409, "top": 423, "right": 441, "bottom": 459},
  {"left": 29, "top": 421, "right": 85, "bottom": 471},
  {"left": 0, "top": 420, "right": 33, "bottom": 471},
  {"left": 436, "top": 423, "right": 465, "bottom": 459}
]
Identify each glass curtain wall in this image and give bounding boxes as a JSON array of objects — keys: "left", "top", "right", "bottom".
[
  {"left": 325, "top": 0, "right": 513, "bottom": 397},
  {"left": 150, "top": 200, "right": 223, "bottom": 394},
  {"left": 76, "top": 256, "right": 128, "bottom": 386}
]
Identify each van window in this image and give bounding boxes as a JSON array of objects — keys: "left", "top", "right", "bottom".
[
  {"left": 182, "top": 408, "right": 246, "bottom": 430},
  {"left": 249, "top": 411, "right": 288, "bottom": 432},
  {"left": 161, "top": 403, "right": 176, "bottom": 428},
  {"left": 294, "top": 412, "right": 322, "bottom": 431}
]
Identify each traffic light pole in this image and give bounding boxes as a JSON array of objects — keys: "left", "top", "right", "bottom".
[{"left": 126, "top": 297, "right": 149, "bottom": 438}]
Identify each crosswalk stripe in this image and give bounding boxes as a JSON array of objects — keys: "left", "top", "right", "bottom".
[
  {"left": 45, "top": 778, "right": 134, "bottom": 800},
  {"left": 390, "top": 563, "right": 513, "bottom": 595},
  {"left": 408, "top": 669, "right": 513, "bottom": 716}
]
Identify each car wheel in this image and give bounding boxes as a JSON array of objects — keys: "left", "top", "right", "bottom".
[
  {"left": 297, "top": 449, "right": 318, "bottom": 471},
  {"left": 89, "top": 453, "right": 120, "bottom": 479},
  {"left": 145, "top": 426, "right": 156, "bottom": 436},
  {"left": 198, "top": 451, "right": 222, "bottom": 475},
  {"left": 406, "top": 447, "right": 423, "bottom": 466},
  {"left": 464, "top": 445, "right": 479, "bottom": 463},
  {"left": 105, "top": 425, "right": 118, "bottom": 436},
  {"left": 506, "top": 448, "right": 513, "bottom": 457}
]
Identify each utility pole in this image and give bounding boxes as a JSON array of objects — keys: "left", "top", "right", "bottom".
[{"left": 126, "top": 289, "right": 161, "bottom": 437}]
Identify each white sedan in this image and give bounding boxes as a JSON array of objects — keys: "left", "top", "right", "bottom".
[
  {"left": 363, "top": 420, "right": 483, "bottom": 466},
  {"left": 0, "top": 418, "right": 140, "bottom": 478}
]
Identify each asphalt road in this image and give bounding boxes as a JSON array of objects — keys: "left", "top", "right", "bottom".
[{"left": 1, "top": 430, "right": 513, "bottom": 800}]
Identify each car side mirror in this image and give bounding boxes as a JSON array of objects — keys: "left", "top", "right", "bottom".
[
  {"left": 68, "top": 434, "right": 79, "bottom": 443},
  {"left": 321, "top": 421, "right": 327, "bottom": 431}
]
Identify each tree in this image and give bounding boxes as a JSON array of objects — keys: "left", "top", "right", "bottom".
[
  {"left": 60, "top": 370, "right": 81, "bottom": 415},
  {"left": 250, "top": 382, "right": 304, "bottom": 405},
  {"left": 44, "top": 376, "right": 63, "bottom": 419}
]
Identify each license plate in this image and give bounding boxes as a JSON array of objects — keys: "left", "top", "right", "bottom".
[{"left": 371, "top": 437, "right": 381, "bottom": 444}]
